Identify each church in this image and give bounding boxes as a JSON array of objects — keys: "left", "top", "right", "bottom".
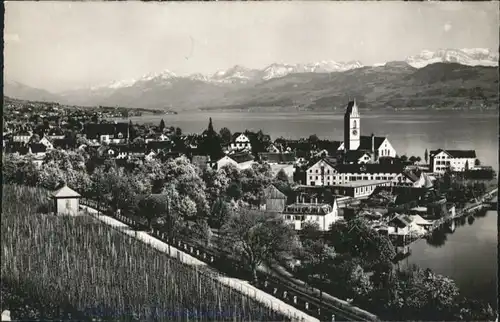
[{"left": 338, "top": 99, "right": 397, "bottom": 161}]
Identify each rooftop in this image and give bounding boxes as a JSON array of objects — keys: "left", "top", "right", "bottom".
[{"left": 332, "top": 180, "right": 392, "bottom": 188}]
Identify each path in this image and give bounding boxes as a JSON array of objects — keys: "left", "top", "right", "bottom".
[{"left": 81, "top": 205, "right": 319, "bottom": 322}]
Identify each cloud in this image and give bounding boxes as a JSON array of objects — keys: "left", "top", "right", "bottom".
[
  {"left": 443, "top": 23, "right": 452, "bottom": 32},
  {"left": 5, "top": 33, "right": 20, "bottom": 43}
]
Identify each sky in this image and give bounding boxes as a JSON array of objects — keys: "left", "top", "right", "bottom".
[{"left": 4, "top": 1, "right": 499, "bottom": 92}]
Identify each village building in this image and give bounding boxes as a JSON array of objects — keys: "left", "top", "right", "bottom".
[
  {"left": 13, "top": 130, "right": 32, "bottom": 143},
  {"left": 217, "top": 152, "right": 255, "bottom": 170},
  {"left": 306, "top": 161, "right": 406, "bottom": 186},
  {"left": 388, "top": 214, "right": 426, "bottom": 236},
  {"left": 339, "top": 100, "right": 397, "bottom": 160},
  {"left": 330, "top": 180, "right": 392, "bottom": 199},
  {"left": 51, "top": 185, "right": 82, "bottom": 216},
  {"left": 429, "top": 149, "right": 477, "bottom": 175},
  {"left": 258, "top": 152, "right": 296, "bottom": 165},
  {"left": 145, "top": 133, "right": 170, "bottom": 143},
  {"left": 260, "top": 184, "right": 288, "bottom": 213},
  {"left": 46, "top": 127, "right": 65, "bottom": 140},
  {"left": 229, "top": 133, "right": 252, "bottom": 152},
  {"left": 84, "top": 123, "right": 129, "bottom": 144},
  {"left": 38, "top": 137, "right": 54, "bottom": 150},
  {"left": 282, "top": 196, "right": 339, "bottom": 231}
]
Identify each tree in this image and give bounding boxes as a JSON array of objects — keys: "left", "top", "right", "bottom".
[
  {"left": 327, "top": 217, "right": 396, "bottom": 270},
  {"left": 209, "top": 197, "right": 233, "bottom": 229},
  {"left": 219, "top": 127, "right": 232, "bottom": 144},
  {"left": 161, "top": 157, "right": 208, "bottom": 219},
  {"left": 424, "top": 149, "right": 429, "bottom": 164},
  {"left": 275, "top": 169, "right": 289, "bottom": 183},
  {"left": 175, "top": 127, "right": 182, "bottom": 137},
  {"left": 207, "top": 117, "right": 215, "bottom": 136},
  {"left": 308, "top": 134, "right": 319, "bottom": 143},
  {"left": 474, "top": 159, "right": 481, "bottom": 166},
  {"left": 218, "top": 209, "right": 298, "bottom": 282},
  {"left": 409, "top": 156, "right": 417, "bottom": 163},
  {"left": 400, "top": 155, "right": 408, "bottom": 162},
  {"left": 159, "top": 119, "right": 165, "bottom": 132},
  {"left": 189, "top": 219, "right": 213, "bottom": 247},
  {"left": 138, "top": 194, "right": 169, "bottom": 231}
]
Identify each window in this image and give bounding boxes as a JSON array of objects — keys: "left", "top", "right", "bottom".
[
  {"left": 309, "top": 169, "right": 312, "bottom": 173},
  {"left": 315, "top": 176, "right": 318, "bottom": 180},
  {"left": 316, "top": 169, "right": 318, "bottom": 173},
  {"left": 66, "top": 200, "right": 71, "bottom": 210}
]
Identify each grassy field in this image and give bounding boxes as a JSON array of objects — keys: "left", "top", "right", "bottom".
[{"left": 1, "top": 185, "right": 289, "bottom": 321}]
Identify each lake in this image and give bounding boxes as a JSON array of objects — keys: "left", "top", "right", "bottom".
[
  {"left": 401, "top": 210, "right": 498, "bottom": 309},
  {"left": 120, "top": 110, "right": 498, "bottom": 171},
  {"left": 119, "top": 109, "right": 498, "bottom": 307}
]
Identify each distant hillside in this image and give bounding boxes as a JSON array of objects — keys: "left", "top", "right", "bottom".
[{"left": 4, "top": 62, "right": 498, "bottom": 112}]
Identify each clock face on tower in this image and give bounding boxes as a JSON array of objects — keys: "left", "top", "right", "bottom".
[{"left": 352, "top": 129, "right": 358, "bottom": 136}]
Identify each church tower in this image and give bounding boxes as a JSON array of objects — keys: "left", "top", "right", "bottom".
[{"left": 344, "top": 99, "right": 360, "bottom": 150}]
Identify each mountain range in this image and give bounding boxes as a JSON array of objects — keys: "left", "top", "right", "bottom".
[{"left": 4, "top": 48, "right": 499, "bottom": 111}]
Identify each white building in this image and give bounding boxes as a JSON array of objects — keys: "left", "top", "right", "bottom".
[
  {"left": 283, "top": 198, "right": 339, "bottom": 231},
  {"left": 51, "top": 185, "right": 82, "bottom": 216},
  {"left": 330, "top": 180, "right": 392, "bottom": 199},
  {"left": 229, "top": 133, "right": 252, "bottom": 152},
  {"left": 217, "top": 152, "right": 255, "bottom": 170},
  {"left": 430, "top": 149, "right": 477, "bottom": 175},
  {"left": 340, "top": 100, "right": 396, "bottom": 160},
  {"left": 306, "top": 161, "right": 406, "bottom": 187},
  {"left": 39, "top": 137, "right": 54, "bottom": 150}
]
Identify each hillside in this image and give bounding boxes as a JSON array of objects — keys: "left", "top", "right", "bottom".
[{"left": 4, "top": 62, "right": 498, "bottom": 112}]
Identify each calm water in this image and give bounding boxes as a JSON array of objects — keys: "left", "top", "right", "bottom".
[
  {"left": 402, "top": 211, "right": 498, "bottom": 309},
  {"left": 120, "top": 110, "right": 498, "bottom": 306},
  {"left": 122, "top": 110, "right": 498, "bottom": 171}
]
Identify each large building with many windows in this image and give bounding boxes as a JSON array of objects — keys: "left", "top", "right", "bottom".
[{"left": 430, "top": 149, "right": 477, "bottom": 175}]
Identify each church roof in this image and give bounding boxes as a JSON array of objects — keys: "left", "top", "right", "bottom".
[
  {"left": 359, "top": 136, "right": 386, "bottom": 151},
  {"left": 345, "top": 100, "right": 359, "bottom": 117},
  {"left": 52, "top": 185, "right": 81, "bottom": 198}
]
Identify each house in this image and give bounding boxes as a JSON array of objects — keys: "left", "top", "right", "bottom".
[
  {"left": 217, "top": 152, "right": 255, "bottom": 170},
  {"left": 266, "top": 143, "right": 281, "bottom": 153},
  {"left": 13, "top": 130, "right": 32, "bottom": 143},
  {"left": 51, "top": 185, "right": 81, "bottom": 216},
  {"left": 258, "top": 152, "right": 296, "bottom": 165},
  {"left": 145, "top": 133, "right": 170, "bottom": 143},
  {"left": 429, "top": 149, "right": 477, "bottom": 175},
  {"left": 84, "top": 123, "right": 129, "bottom": 144},
  {"left": 229, "top": 133, "right": 252, "bottom": 152},
  {"left": 39, "top": 137, "right": 54, "bottom": 150},
  {"left": 330, "top": 180, "right": 392, "bottom": 199},
  {"left": 29, "top": 143, "right": 47, "bottom": 158},
  {"left": 313, "top": 140, "right": 343, "bottom": 158},
  {"left": 260, "top": 184, "right": 287, "bottom": 213},
  {"left": 343, "top": 150, "right": 372, "bottom": 164},
  {"left": 282, "top": 197, "right": 339, "bottom": 231},
  {"left": 409, "top": 214, "right": 433, "bottom": 230},
  {"left": 46, "top": 127, "right": 65, "bottom": 140},
  {"left": 388, "top": 214, "right": 426, "bottom": 236},
  {"left": 145, "top": 150, "right": 157, "bottom": 161},
  {"left": 306, "top": 158, "right": 337, "bottom": 186},
  {"left": 146, "top": 141, "right": 173, "bottom": 154}
]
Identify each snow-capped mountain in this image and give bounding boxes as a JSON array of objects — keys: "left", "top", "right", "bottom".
[
  {"left": 210, "top": 65, "right": 264, "bottom": 84},
  {"left": 261, "top": 61, "right": 364, "bottom": 80},
  {"left": 406, "top": 48, "right": 499, "bottom": 68}
]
